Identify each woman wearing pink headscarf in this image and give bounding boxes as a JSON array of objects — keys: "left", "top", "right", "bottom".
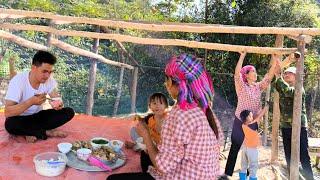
[
  {"left": 107, "top": 54, "right": 223, "bottom": 180},
  {"left": 225, "top": 52, "right": 279, "bottom": 177}
]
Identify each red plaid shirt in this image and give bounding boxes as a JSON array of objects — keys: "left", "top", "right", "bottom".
[
  {"left": 149, "top": 106, "right": 222, "bottom": 180},
  {"left": 235, "top": 74, "right": 270, "bottom": 119}
]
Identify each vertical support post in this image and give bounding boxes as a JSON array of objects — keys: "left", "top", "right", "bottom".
[
  {"left": 46, "top": 20, "right": 54, "bottom": 48},
  {"left": 113, "top": 66, "right": 125, "bottom": 116},
  {"left": 85, "top": 26, "right": 100, "bottom": 115},
  {"left": 262, "top": 86, "right": 270, "bottom": 146},
  {"left": 271, "top": 35, "right": 284, "bottom": 163},
  {"left": 131, "top": 67, "right": 138, "bottom": 113},
  {"left": 289, "top": 36, "right": 305, "bottom": 180}
]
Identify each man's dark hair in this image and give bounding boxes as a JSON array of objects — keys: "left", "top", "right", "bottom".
[
  {"left": 32, "top": 51, "right": 57, "bottom": 66},
  {"left": 240, "top": 110, "right": 251, "bottom": 123}
]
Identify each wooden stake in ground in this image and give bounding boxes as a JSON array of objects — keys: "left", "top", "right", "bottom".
[
  {"left": 271, "top": 35, "right": 283, "bottom": 163},
  {"left": 113, "top": 66, "right": 125, "bottom": 116},
  {"left": 289, "top": 36, "right": 306, "bottom": 180},
  {"left": 86, "top": 27, "right": 100, "bottom": 115},
  {"left": 131, "top": 67, "right": 138, "bottom": 113}
]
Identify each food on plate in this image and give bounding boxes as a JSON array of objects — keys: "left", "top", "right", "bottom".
[
  {"left": 71, "top": 140, "right": 92, "bottom": 151},
  {"left": 71, "top": 140, "right": 118, "bottom": 163},
  {"left": 92, "top": 146, "right": 117, "bottom": 162}
]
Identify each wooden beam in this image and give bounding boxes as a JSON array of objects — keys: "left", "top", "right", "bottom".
[
  {"left": 0, "top": 23, "right": 297, "bottom": 54},
  {"left": 289, "top": 36, "right": 306, "bottom": 180},
  {"left": 271, "top": 35, "right": 284, "bottom": 164},
  {"left": 0, "top": 30, "right": 48, "bottom": 51},
  {"left": 1, "top": 8, "right": 320, "bottom": 36},
  {"left": 100, "top": 26, "right": 144, "bottom": 73},
  {"left": 50, "top": 38, "right": 134, "bottom": 69},
  {"left": 286, "top": 34, "right": 312, "bottom": 44}
]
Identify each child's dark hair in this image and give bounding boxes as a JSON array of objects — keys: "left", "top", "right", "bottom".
[
  {"left": 240, "top": 110, "right": 251, "bottom": 123},
  {"left": 32, "top": 50, "right": 57, "bottom": 66},
  {"left": 148, "top": 92, "right": 168, "bottom": 108}
]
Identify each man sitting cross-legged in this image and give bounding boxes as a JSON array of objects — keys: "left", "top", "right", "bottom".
[{"left": 4, "top": 50, "right": 74, "bottom": 143}]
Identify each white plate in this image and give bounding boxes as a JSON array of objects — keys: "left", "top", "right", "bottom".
[{"left": 66, "top": 151, "right": 126, "bottom": 172}]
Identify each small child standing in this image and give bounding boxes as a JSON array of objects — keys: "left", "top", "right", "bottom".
[
  {"left": 239, "top": 105, "right": 268, "bottom": 180},
  {"left": 125, "top": 92, "right": 169, "bottom": 173}
]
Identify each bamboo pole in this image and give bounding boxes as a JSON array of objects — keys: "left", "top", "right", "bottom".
[
  {"left": 50, "top": 38, "right": 133, "bottom": 69},
  {"left": 0, "top": 30, "right": 48, "bottom": 51},
  {"left": 1, "top": 8, "right": 320, "bottom": 36},
  {"left": 86, "top": 27, "right": 100, "bottom": 115},
  {"left": 0, "top": 23, "right": 298, "bottom": 54},
  {"left": 271, "top": 35, "right": 284, "bottom": 163},
  {"left": 289, "top": 36, "right": 306, "bottom": 180},
  {"left": 131, "top": 67, "right": 138, "bottom": 113}
]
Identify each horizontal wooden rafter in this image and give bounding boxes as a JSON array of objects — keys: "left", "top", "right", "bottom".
[
  {"left": 0, "top": 30, "right": 133, "bottom": 69},
  {"left": 0, "top": 23, "right": 297, "bottom": 55},
  {"left": 50, "top": 38, "right": 134, "bottom": 69},
  {"left": 0, "top": 8, "right": 320, "bottom": 36},
  {"left": 0, "top": 30, "right": 48, "bottom": 51}
]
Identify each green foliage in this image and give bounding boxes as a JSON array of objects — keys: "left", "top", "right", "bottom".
[{"left": 1, "top": 0, "right": 320, "bottom": 119}]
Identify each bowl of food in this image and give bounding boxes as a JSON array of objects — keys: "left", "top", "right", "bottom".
[
  {"left": 90, "top": 137, "right": 109, "bottom": 150},
  {"left": 110, "top": 140, "right": 124, "bottom": 152},
  {"left": 33, "top": 152, "right": 67, "bottom": 177},
  {"left": 76, "top": 148, "right": 92, "bottom": 161},
  {"left": 57, "top": 142, "right": 72, "bottom": 154}
]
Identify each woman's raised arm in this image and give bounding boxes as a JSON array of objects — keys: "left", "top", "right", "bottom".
[{"left": 234, "top": 52, "right": 246, "bottom": 92}]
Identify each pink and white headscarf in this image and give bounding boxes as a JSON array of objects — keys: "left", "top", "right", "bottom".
[
  {"left": 165, "top": 54, "right": 214, "bottom": 112},
  {"left": 240, "top": 65, "right": 256, "bottom": 83}
]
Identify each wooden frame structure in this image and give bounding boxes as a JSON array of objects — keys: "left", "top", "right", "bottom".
[{"left": 1, "top": 8, "right": 320, "bottom": 180}]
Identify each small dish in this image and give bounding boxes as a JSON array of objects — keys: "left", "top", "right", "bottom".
[
  {"left": 90, "top": 137, "right": 109, "bottom": 150},
  {"left": 57, "top": 142, "right": 72, "bottom": 154},
  {"left": 76, "top": 148, "right": 92, "bottom": 161},
  {"left": 110, "top": 140, "right": 124, "bottom": 152}
]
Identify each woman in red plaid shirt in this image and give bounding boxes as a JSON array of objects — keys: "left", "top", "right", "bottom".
[
  {"left": 107, "top": 54, "right": 223, "bottom": 180},
  {"left": 224, "top": 52, "right": 279, "bottom": 177}
]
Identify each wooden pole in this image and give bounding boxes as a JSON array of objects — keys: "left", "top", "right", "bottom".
[
  {"left": 85, "top": 27, "right": 100, "bottom": 115},
  {"left": 0, "top": 30, "right": 48, "bottom": 51},
  {"left": 113, "top": 66, "right": 125, "bottom": 116},
  {"left": 289, "top": 36, "right": 306, "bottom": 180},
  {"left": 46, "top": 20, "right": 54, "bottom": 47},
  {"left": 271, "top": 35, "right": 284, "bottom": 163},
  {"left": 50, "top": 38, "right": 133, "bottom": 69},
  {"left": 0, "top": 23, "right": 298, "bottom": 55},
  {"left": 262, "top": 85, "right": 271, "bottom": 146},
  {"left": 1, "top": 8, "right": 320, "bottom": 36},
  {"left": 131, "top": 67, "right": 138, "bottom": 113}
]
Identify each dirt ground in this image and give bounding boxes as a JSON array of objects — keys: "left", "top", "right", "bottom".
[{"left": 220, "top": 144, "right": 320, "bottom": 180}]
